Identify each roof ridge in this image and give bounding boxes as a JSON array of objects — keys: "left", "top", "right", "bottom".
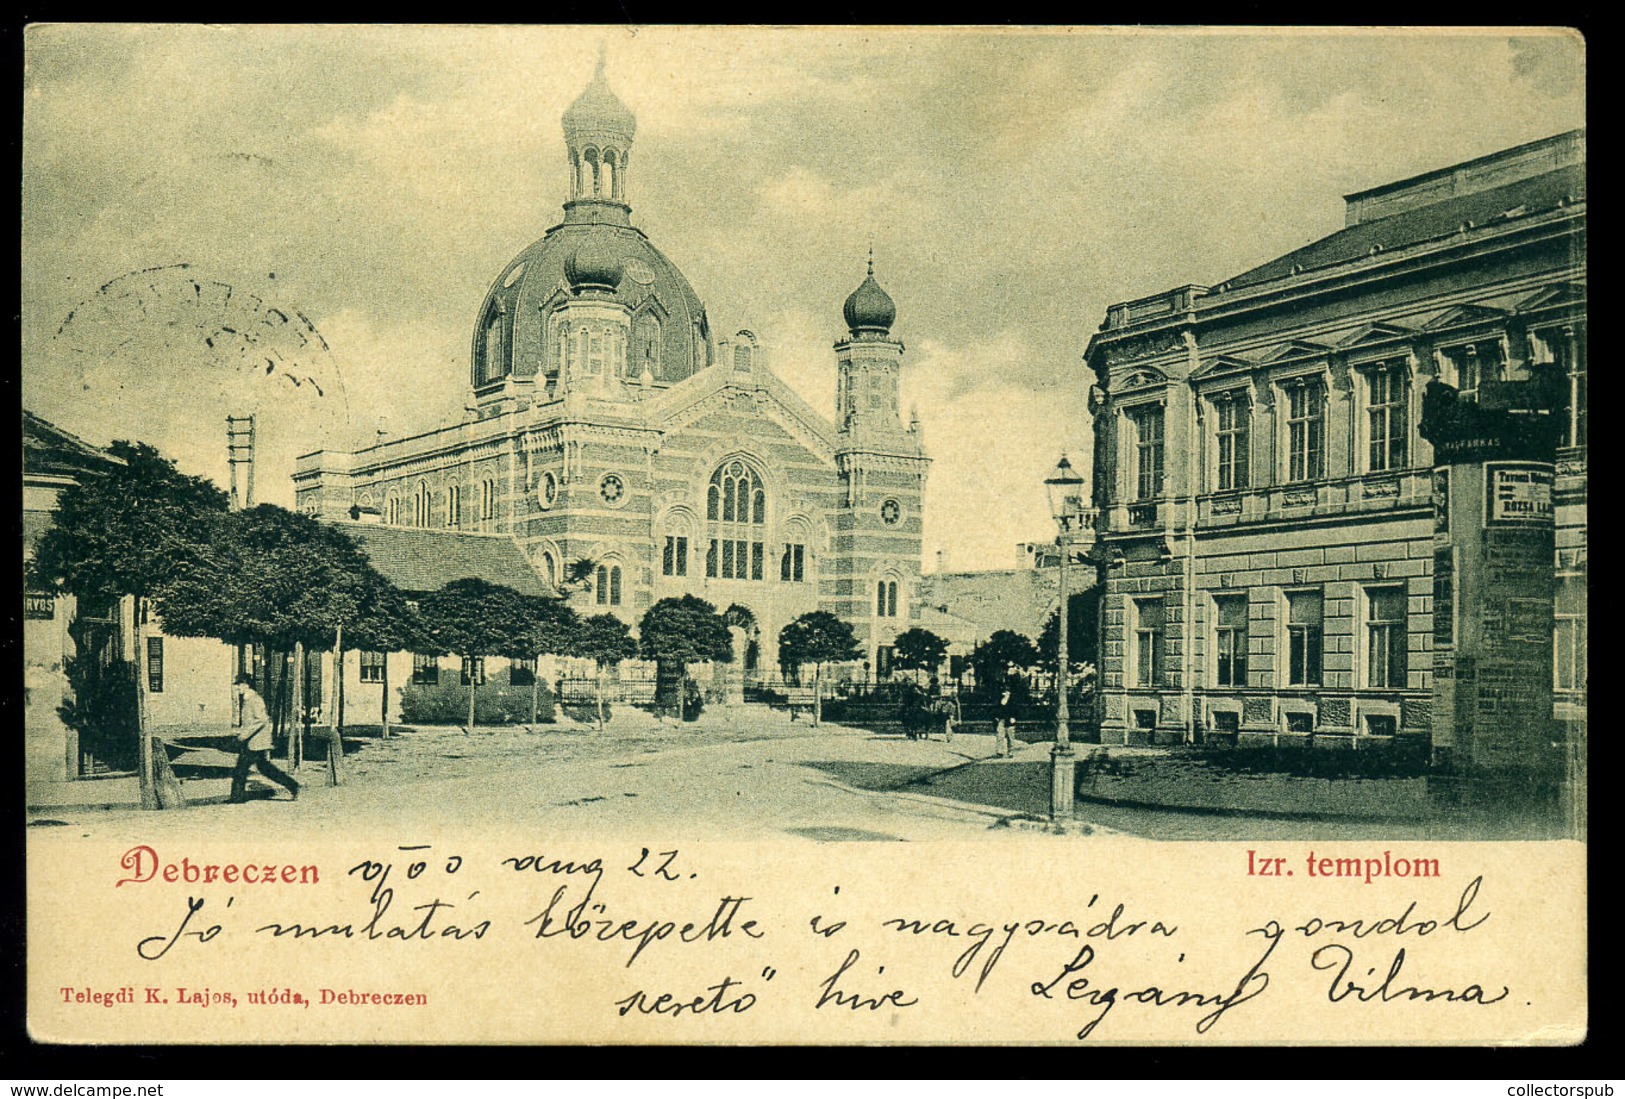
[{"left": 23, "top": 408, "right": 114, "bottom": 460}]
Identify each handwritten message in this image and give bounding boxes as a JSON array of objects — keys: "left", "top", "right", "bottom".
[{"left": 28, "top": 836, "right": 1580, "bottom": 1045}]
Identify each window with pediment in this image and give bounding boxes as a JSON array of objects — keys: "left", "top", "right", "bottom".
[
  {"left": 1283, "top": 377, "right": 1326, "bottom": 482},
  {"left": 1125, "top": 404, "right": 1165, "bottom": 501},
  {"left": 1362, "top": 361, "right": 1410, "bottom": 473},
  {"left": 1211, "top": 391, "right": 1250, "bottom": 491},
  {"left": 1532, "top": 326, "right": 1587, "bottom": 449},
  {"left": 1439, "top": 340, "right": 1503, "bottom": 404}
]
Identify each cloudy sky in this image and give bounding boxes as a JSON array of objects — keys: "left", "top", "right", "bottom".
[{"left": 22, "top": 25, "right": 1584, "bottom": 571}]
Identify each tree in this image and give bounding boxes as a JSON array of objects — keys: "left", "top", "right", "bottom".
[
  {"left": 157, "top": 505, "right": 379, "bottom": 652},
  {"left": 777, "top": 611, "right": 861, "bottom": 726},
  {"left": 342, "top": 578, "right": 423, "bottom": 740},
  {"left": 418, "top": 578, "right": 543, "bottom": 731},
  {"left": 639, "top": 595, "right": 733, "bottom": 719},
  {"left": 569, "top": 614, "right": 638, "bottom": 730},
  {"left": 156, "top": 504, "right": 396, "bottom": 778},
  {"left": 31, "top": 440, "right": 229, "bottom": 808},
  {"left": 1037, "top": 586, "right": 1101, "bottom": 674},
  {"left": 522, "top": 594, "right": 580, "bottom": 725},
  {"left": 892, "top": 627, "right": 949, "bottom": 686},
  {"left": 560, "top": 557, "right": 599, "bottom": 595},
  {"left": 971, "top": 629, "right": 1039, "bottom": 698}
]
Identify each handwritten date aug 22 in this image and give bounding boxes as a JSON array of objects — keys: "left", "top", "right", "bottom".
[{"left": 117, "top": 843, "right": 1511, "bottom": 1040}]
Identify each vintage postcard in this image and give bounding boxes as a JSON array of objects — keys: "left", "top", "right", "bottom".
[{"left": 22, "top": 24, "right": 1586, "bottom": 1045}]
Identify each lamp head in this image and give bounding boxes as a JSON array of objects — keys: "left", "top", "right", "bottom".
[{"left": 1044, "top": 453, "right": 1086, "bottom": 526}]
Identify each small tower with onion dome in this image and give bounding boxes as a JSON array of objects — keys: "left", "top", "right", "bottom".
[{"left": 831, "top": 252, "right": 930, "bottom": 675}]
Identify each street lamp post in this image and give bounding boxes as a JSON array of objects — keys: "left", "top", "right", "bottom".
[{"left": 1044, "top": 453, "right": 1088, "bottom": 823}]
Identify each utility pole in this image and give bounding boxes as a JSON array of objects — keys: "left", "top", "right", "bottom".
[
  {"left": 226, "top": 415, "right": 256, "bottom": 509},
  {"left": 226, "top": 413, "right": 257, "bottom": 719}
]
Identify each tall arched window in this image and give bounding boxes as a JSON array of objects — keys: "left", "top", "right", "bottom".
[
  {"left": 876, "top": 579, "right": 898, "bottom": 618},
  {"left": 595, "top": 564, "right": 623, "bottom": 606},
  {"left": 478, "top": 311, "right": 506, "bottom": 386},
  {"left": 633, "top": 312, "right": 662, "bottom": 378},
  {"left": 386, "top": 496, "right": 400, "bottom": 525},
  {"left": 583, "top": 148, "right": 600, "bottom": 197},
  {"left": 445, "top": 484, "right": 461, "bottom": 529},
  {"left": 412, "top": 481, "right": 431, "bottom": 527},
  {"left": 551, "top": 317, "right": 571, "bottom": 384},
  {"left": 706, "top": 460, "right": 766, "bottom": 580},
  {"left": 480, "top": 478, "right": 497, "bottom": 530}
]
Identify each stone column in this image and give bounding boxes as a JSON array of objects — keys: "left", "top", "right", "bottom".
[{"left": 1419, "top": 369, "right": 1565, "bottom": 821}]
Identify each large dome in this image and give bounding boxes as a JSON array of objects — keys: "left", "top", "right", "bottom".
[
  {"left": 470, "top": 56, "right": 713, "bottom": 391},
  {"left": 471, "top": 221, "right": 713, "bottom": 389}
]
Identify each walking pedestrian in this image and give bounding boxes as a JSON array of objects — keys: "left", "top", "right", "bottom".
[
  {"left": 995, "top": 685, "right": 1017, "bottom": 758},
  {"left": 938, "top": 692, "right": 959, "bottom": 743},
  {"left": 230, "top": 674, "right": 300, "bottom": 802}
]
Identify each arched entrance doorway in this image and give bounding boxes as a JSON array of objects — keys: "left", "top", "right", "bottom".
[{"left": 723, "top": 603, "right": 761, "bottom": 686}]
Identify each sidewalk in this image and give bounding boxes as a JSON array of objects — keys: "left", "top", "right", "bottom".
[
  {"left": 28, "top": 773, "right": 254, "bottom": 812},
  {"left": 27, "top": 772, "right": 143, "bottom": 812}
]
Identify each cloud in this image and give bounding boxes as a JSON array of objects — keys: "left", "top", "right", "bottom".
[{"left": 22, "top": 26, "right": 1585, "bottom": 570}]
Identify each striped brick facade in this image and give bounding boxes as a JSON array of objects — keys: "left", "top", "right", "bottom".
[
  {"left": 293, "top": 61, "right": 929, "bottom": 673},
  {"left": 294, "top": 334, "right": 928, "bottom": 671}
]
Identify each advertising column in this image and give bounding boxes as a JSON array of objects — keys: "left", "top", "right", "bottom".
[{"left": 1420, "top": 370, "right": 1563, "bottom": 822}]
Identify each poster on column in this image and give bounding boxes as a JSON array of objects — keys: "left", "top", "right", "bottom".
[{"left": 21, "top": 24, "right": 1587, "bottom": 1047}]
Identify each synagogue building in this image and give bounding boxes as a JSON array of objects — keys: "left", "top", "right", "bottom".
[{"left": 295, "top": 58, "right": 931, "bottom": 678}]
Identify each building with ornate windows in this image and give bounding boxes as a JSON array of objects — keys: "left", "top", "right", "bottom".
[
  {"left": 1082, "top": 130, "right": 1585, "bottom": 751},
  {"left": 294, "top": 57, "right": 931, "bottom": 680}
]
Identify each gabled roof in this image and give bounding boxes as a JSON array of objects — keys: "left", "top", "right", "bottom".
[
  {"left": 331, "top": 522, "right": 553, "bottom": 598},
  {"left": 1337, "top": 322, "right": 1418, "bottom": 350},
  {"left": 1515, "top": 282, "right": 1587, "bottom": 315},
  {"left": 1224, "top": 163, "right": 1584, "bottom": 292},
  {"left": 648, "top": 357, "right": 840, "bottom": 459},
  {"left": 22, "top": 410, "right": 121, "bottom": 479},
  {"left": 1189, "top": 354, "right": 1255, "bottom": 381},
  {"left": 1260, "top": 339, "right": 1335, "bottom": 364},
  {"left": 1422, "top": 303, "right": 1509, "bottom": 333}
]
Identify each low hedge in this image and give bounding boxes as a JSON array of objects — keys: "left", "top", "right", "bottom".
[
  {"left": 398, "top": 680, "right": 555, "bottom": 726},
  {"left": 1192, "top": 738, "right": 1430, "bottom": 779},
  {"left": 561, "top": 701, "right": 613, "bottom": 724}
]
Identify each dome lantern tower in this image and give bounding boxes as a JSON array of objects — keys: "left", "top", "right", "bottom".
[
  {"left": 468, "top": 48, "right": 714, "bottom": 405},
  {"left": 561, "top": 45, "right": 637, "bottom": 226}
]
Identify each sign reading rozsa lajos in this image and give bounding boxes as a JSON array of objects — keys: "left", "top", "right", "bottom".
[{"left": 1484, "top": 462, "right": 1554, "bottom": 526}]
